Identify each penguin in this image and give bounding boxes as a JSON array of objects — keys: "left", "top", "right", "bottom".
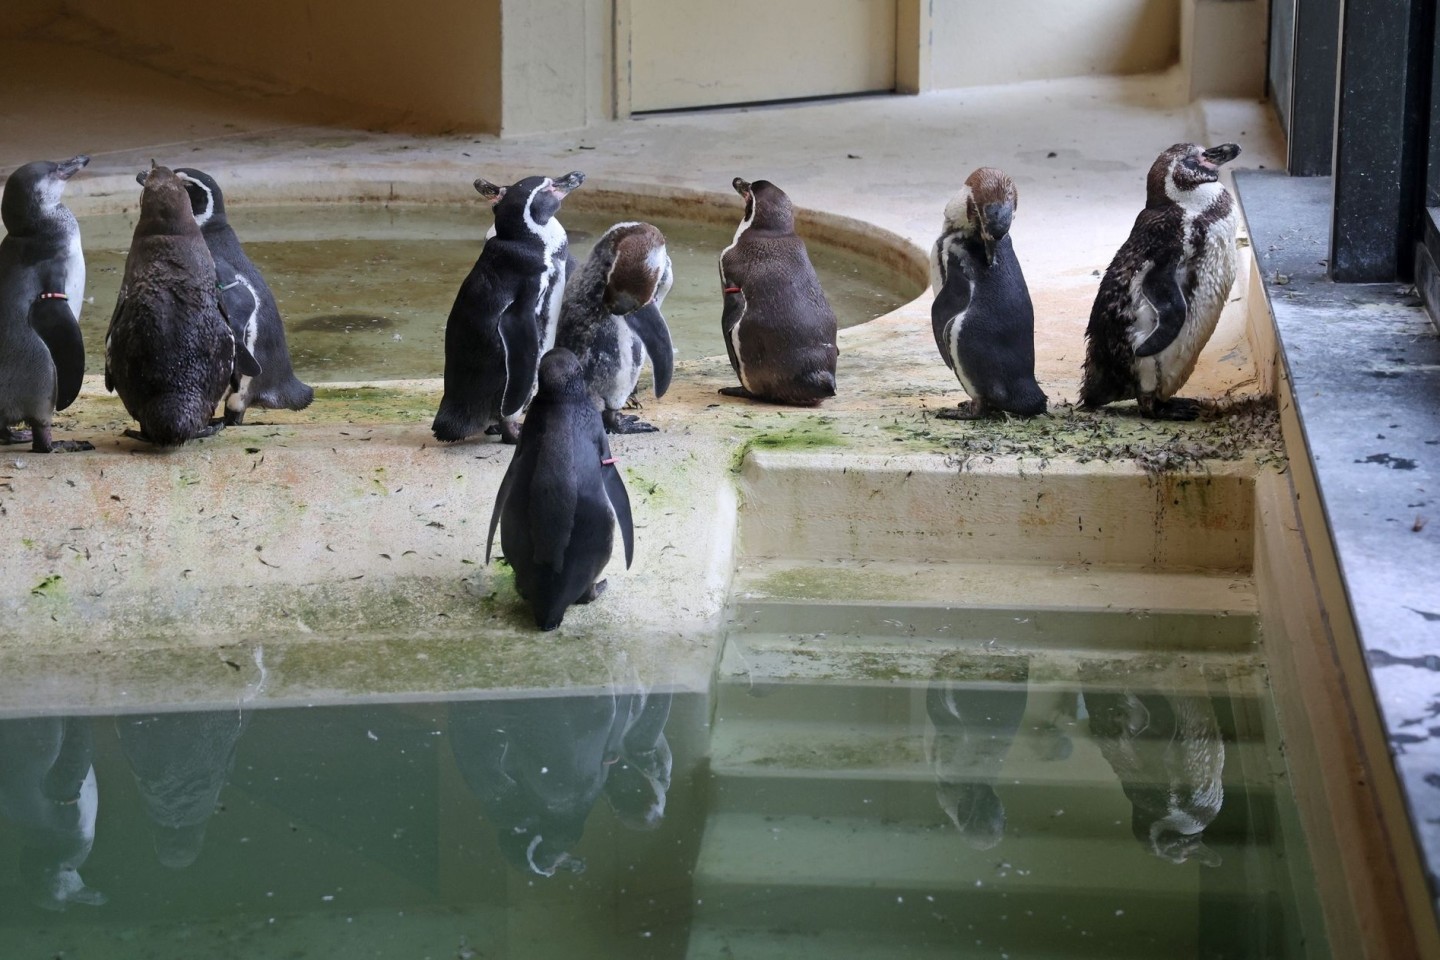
[
  {"left": 601, "top": 689, "right": 674, "bottom": 830},
  {"left": 432, "top": 171, "right": 584, "bottom": 445},
  {"left": 0, "top": 716, "right": 106, "bottom": 910},
  {"left": 136, "top": 167, "right": 314, "bottom": 425},
  {"left": 105, "top": 164, "right": 260, "bottom": 446},
  {"left": 718, "top": 178, "right": 839, "bottom": 405},
  {"left": 1079, "top": 142, "right": 1241, "bottom": 420},
  {"left": 0, "top": 155, "right": 93, "bottom": 453},
  {"left": 486, "top": 348, "right": 634, "bottom": 632},
  {"left": 1084, "top": 689, "right": 1225, "bottom": 866},
  {"left": 924, "top": 665, "right": 1029, "bottom": 850},
  {"left": 930, "top": 167, "right": 1047, "bottom": 418},
  {"left": 115, "top": 708, "right": 248, "bottom": 868},
  {"left": 556, "top": 221, "right": 675, "bottom": 434}
]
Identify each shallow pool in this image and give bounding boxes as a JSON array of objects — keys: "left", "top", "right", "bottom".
[
  {"left": 78, "top": 205, "right": 917, "bottom": 381},
  {"left": 0, "top": 604, "right": 1325, "bottom": 959}
]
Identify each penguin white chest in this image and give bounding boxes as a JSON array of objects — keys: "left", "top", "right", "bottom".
[{"left": 63, "top": 230, "right": 85, "bottom": 322}]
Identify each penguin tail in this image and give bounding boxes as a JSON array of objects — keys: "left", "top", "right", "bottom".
[
  {"left": 1008, "top": 383, "right": 1049, "bottom": 417},
  {"left": 801, "top": 370, "right": 837, "bottom": 399},
  {"left": 139, "top": 403, "right": 205, "bottom": 446},
  {"left": 432, "top": 403, "right": 483, "bottom": 443},
  {"left": 259, "top": 378, "right": 315, "bottom": 412}
]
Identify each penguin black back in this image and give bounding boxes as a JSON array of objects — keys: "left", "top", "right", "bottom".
[
  {"left": 486, "top": 348, "right": 633, "bottom": 631},
  {"left": 433, "top": 172, "right": 584, "bottom": 444},
  {"left": 718, "top": 178, "right": 838, "bottom": 405}
]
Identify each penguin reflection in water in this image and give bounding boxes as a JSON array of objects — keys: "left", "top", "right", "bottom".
[
  {"left": 0, "top": 155, "right": 93, "bottom": 452},
  {"left": 487, "top": 348, "right": 634, "bottom": 631},
  {"left": 1080, "top": 142, "right": 1241, "bottom": 420},
  {"left": 930, "top": 167, "right": 1048, "bottom": 419},
  {"left": 106, "top": 165, "right": 261, "bottom": 445},
  {"left": 556, "top": 221, "right": 675, "bottom": 433},
  {"left": 139, "top": 167, "right": 314, "bottom": 426},
  {"left": 925, "top": 661, "right": 1030, "bottom": 849},
  {"left": 449, "top": 688, "right": 674, "bottom": 876},
  {"left": 1085, "top": 688, "right": 1225, "bottom": 866},
  {"left": 432, "top": 172, "right": 585, "bottom": 445},
  {"left": 719, "top": 178, "right": 838, "bottom": 405}
]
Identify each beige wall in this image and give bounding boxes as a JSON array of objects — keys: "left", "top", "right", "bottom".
[
  {"left": 62, "top": 0, "right": 504, "bottom": 131},
  {"left": 500, "top": 0, "right": 614, "bottom": 136},
  {"left": 928, "top": 0, "right": 1180, "bottom": 89}
]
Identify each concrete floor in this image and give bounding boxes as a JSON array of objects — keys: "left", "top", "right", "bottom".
[{"left": 0, "top": 42, "right": 1287, "bottom": 710}]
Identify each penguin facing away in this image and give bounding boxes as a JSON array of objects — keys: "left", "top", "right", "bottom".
[
  {"left": 486, "top": 348, "right": 634, "bottom": 631},
  {"left": 1079, "top": 143, "right": 1241, "bottom": 420},
  {"left": 106, "top": 164, "right": 260, "bottom": 446},
  {"left": 719, "top": 178, "right": 839, "bottom": 405},
  {"left": 0, "top": 155, "right": 93, "bottom": 452},
  {"left": 556, "top": 221, "right": 675, "bottom": 434},
  {"left": 930, "top": 167, "right": 1047, "bottom": 419},
  {"left": 433, "top": 172, "right": 584, "bottom": 445},
  {"left": 138, "top": 167, "right": 314, "bottom": 425}
]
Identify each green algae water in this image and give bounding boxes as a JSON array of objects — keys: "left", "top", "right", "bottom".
[
  {"left": 77, "top": 206, "right": 917, "bottom": 381},
  {"left": 0, "top": 606, "right": 1325, "bottom": 959}
]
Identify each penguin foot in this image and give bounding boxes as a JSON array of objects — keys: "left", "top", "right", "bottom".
[
  {"left": 498, "top": 420, "right": 522, "bottom": 445},
  {"left": 123, "top": 428, "right": 156, "bottom": 444},
  {"left": 195, "top": 420, "right": 226, "bottom": 439},
  {"left": 935, "top": 401, "right": 994, "bottom": 421},
  {"left": 603, "top": 410, "right": 658, "bottom": 434},
  {"left": 35, "top": 435, "right": 94, "bottom": 453},
  {"left": 0, "top": 426, "right": 33, "bottom": 444},
  {"left": 578, "top": 579, "right": 608, "bottom": 604},
  {"left": 718, "top": 386, "right": 758, "bottom": 400},
  {"left": 223, "top": 407, "right": 248, "bottom": 427},
  {"left": 1139, "top": 396, "right": 1203, "bottom": 421}
]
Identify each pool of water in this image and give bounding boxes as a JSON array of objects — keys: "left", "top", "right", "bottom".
[
  {"left": 0, "top": 605, "right": 1325, "bottom": 959},
  {"left": 78, "top": 205, "right": 918, "bottom": 381}
]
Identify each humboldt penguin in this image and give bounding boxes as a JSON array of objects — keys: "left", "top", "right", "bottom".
[
  {"left": 432, "top": 171, "right": 584, "bottom": 444},
  {"left": 930, "top": 167, "right": 1047, "bottom": 418},
  {"left": 556, "top": 221, "right": 674, "bottom": 433},
  {"left": 106, "top": 165, "right": 260, "bottom": 445},
  {"left": 138, "top": 167, "right": 314, "bottom": 425},
  {"left": 1085, "top": 688, "right": 1225, "bottom": 866},
  {"left": 718, "top": 178, "right": 838, "bottom": 405},
  {"left": 0, "top": 155, "right": 93, "bottom": 452},
  {"left": 486, "top": 348, "right": 633, "bottom": 631},
  {"left": 925, "top": 661, "right": 1029, "bottom": 850},
  {"left": 1079, "top": 143, "right": 1241, "bottom": 420}
]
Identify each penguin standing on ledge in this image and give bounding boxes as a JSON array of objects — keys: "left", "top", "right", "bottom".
[
  {"left": 0, "top": 156, "right": 93, "bottom": 452},
  {"left": 487, "top": 348, "right": 634, "bottom": 631},
  {"left": 1080, "top": 142, "right": 1241, "bottom": 420},
  {"left": 930, "top": 167, "right": 1047, "bottom": 419},
  {"left": 140, "top": 167, "right": 314, "bottom": 425},
  {"left": 106, "top": 165, "right": 260, "bottom": 446},
  {"left": 433, "top": 172, "right": 584, "bottom": 444},
  {"left": 557, "top": 221, "right": 674, "bottom": 434},
  {"left": 718, "top": 178, "right": 838, "bottom": 405}
]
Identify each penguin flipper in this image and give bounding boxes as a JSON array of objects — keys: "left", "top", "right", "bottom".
[
  {"left": 217, "top": 268, "right": 261, "bottom": 364},
  {"left": 103, "top": 291, "right": 126, "bottom": 394},
  {"left": 601, "top": 436, "right": 634, "bottom": 569},
  {"left": 720, "top": 288, "right": 744, "bottom": 378},
  {"left": 499, "top": 298, "right": 541, "bottom": 418},
  {"left": 1133, "top": 261, "right": 1188, "bottom": 358},
  {"left": 30, "top": 297, "right": 86, "bottom": 411},
  {"left": 625, "top": 302, "right": 674, "bottom": 398},
  {"left": 485, "top": 448, "right": 522, "bottom": 565}
]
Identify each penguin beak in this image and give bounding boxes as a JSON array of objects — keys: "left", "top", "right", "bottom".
[
  {"left": 55, "top": 155, "right": 89, "bottom": 180},
  {"left": 135, "top": 171, "right": 147, "bottom": 187},
  {"left": 550, "top": 171, "right": 585, "bottom": 196},
  {"left": 732, "top": 177, "right": 751, "bottom": 199},
  {"left": 979, "top": 201, "right": 1013, "bottom": 266},
  {"left": 1200, "top": 143, "right": 1241, "bottom": 170}
]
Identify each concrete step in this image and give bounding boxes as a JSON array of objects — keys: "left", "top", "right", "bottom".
[{"left": 732, "top": 557, "right": 1257, "bottom": 617}]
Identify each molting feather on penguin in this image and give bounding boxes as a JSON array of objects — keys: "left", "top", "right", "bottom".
[
  {"left": 0, "top": 155, "right": 94, "bottom": 452},
  {"left": 106, "top": 164, "right": 260, "bottom": 446},
  {"left": 487, "top": 348, "right": 634, "bottom": 631},
  {"left": 1080, "top": 143, "right": 1241, "bottom": 421},
  {"left": 432, "top": 172, "right": 584, "bottom": 445},
  {"left": 718, "top": 178, "right": 839, "bottom": 405},
  {"left": 556, "top": 221, "right": 675, "bottom": 434},
  {"left": 136, "top": 167, "right": 314, "bottom": 426},
  {"left": 930, "top": 167, "right": 1048, "bottom": 419}
]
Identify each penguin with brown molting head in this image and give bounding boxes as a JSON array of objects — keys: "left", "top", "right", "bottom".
[
  {"left": 1079, "top": 143, "right": 1241, "bottom": 420},
  {"left": 930, "top": 167, "right": 1047, "bottom": 419},
  {"left": 556, "top": 221, "right": 674, "bottom": 434},
  {"left": 0, "top": 155, "right": 93, "bottom": 452},
  {"left": 432, "top": 172, "right": 584, "bottom": 445},
  {"left": 718, "top": 178, "right": 838, "bottom": 405},
  {"left": 486, "top": 348, "right": 634, "bottom": 631},
  {"left": 140, "top": 167, "right": 315, "bottom": 426},
  {"left": 105, "top": 164, "right": 260, "bottom": 446}
]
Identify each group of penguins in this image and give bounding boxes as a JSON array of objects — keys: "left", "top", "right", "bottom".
[{"left": 0, "top": 140, "right": 1241, "bottom": 630}]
